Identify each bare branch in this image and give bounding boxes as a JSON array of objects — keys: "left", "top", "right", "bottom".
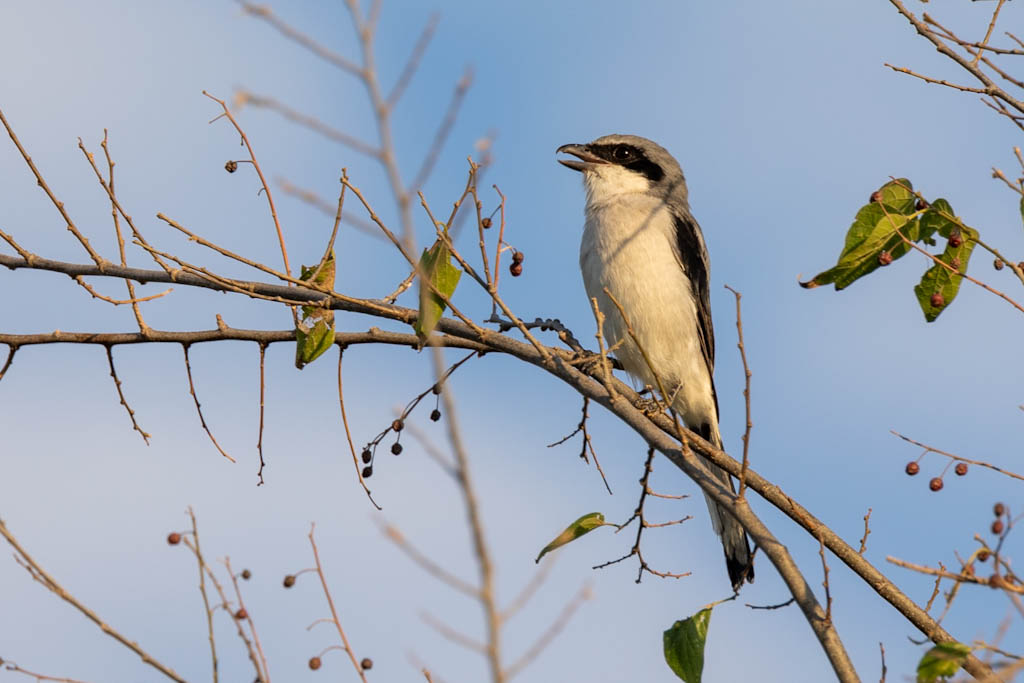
[{"left": 0, "top": 518, "right": 186, "bottom": 682}]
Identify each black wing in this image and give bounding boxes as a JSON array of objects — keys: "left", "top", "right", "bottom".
[{"left": 673, "top": 211, "right": 718, "bottom": 419}]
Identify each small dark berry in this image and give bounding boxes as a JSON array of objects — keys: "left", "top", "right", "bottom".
[
  {"left": 878, "top": 251, "right": 893, "bottom": 266},
  {"left": 510, "top": 263, "right": 523, "bottom": 277},
  {"left": 870, "top": 190, "right": 882, "bottom": 203},
  {"left": 992, "top": 519, "right": 1005, "bottom": 535},
  {"left": 930, "top": 292, "right": 945, "bottom": 308},
  {"left": 989, "top": 574, "right": 1004, "bottom": 589},
  {"left": 391, "top": 419, "right": 404, "bottom": 432},
  {"left": 994, "top": 259, "right": 1005, "bottom": 271},
  {"left": 915, "top": 197, "right": 929, "bottom": 211},
  {"left": 948, "top": 233, "right": 963, "bottom": 249},
  {"left": 512, "top": 250, "right": 524, "bottom": 264},
  {"left": 929, "top": 477, "right": 943, "bottom": 492},
  {"left": 430, "top": 409, "right": 441, "bottom": 422},
  {"left": 361, "top": 448, "right": 372, "bottom": 464},
  {"left": 309, "top": 656, "right": 322, "bottom": 670},
  {"left": 283, "top": 574, "right": 296, "bottom": 588},
  {"left": 235, "top": 608, "right": 247, "bottom": 620},
  {"left": 481, "top": 217, "right": 492, "bottom": 229},
  {"left": 978, "top": 550, "right": 990, "bottom": 562},
  {"left": 955, "top": 462, "right": 968, "bottom": 476},
  {"left": 391, "top": 442, "right": 403, "bottom": 455},
  {"left": 167, "top": 532, "right": 182, "bottom": 545},
  {"left": 995, "top": 502, "right": 1006, "bottom": 517},
  {"left": 361, "top": 658, "right": 373, "bottom": 671},
  {"left": 905, "top": 461, "right": 920, "bottom": 476},
  {"left": 432, "top": 383, "right": 442, "bottom": 395},
  {"left": 242, "top": 569, "right": 252, "bottom": 580},
  {"left": 362, "top": 466, "right": 373, "bottom": 478},
  {"left": 225, "top": 160, "right": 238, "bottom": 173}
]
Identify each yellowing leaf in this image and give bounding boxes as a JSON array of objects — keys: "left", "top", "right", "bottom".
[
  {"left": 414, "top": 240, "right": 462, "bottom": 339},
  {"left": 535, "top": 512, "right": 606, "bottom": 563}
]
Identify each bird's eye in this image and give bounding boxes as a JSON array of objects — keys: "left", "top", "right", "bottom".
[{"left": 613, "top": 146, "right": 633, "bottom": 161}]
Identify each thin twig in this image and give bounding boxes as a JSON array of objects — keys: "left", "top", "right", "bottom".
[
  {"left": 309, "top": 523, "right": 369, "bottom": 683},
  {"left": 104, "top": 345, "right": 150, "bottom": 444},
  {"left": 503, "top": 583, "right": 592, "bottom": 679},
  {"left": 379, "top": 522, "right": 479, "bottom": 599},
  {"left": 182, "top": 344, "right": 235, "bottom": 462},
  {"left": 0, "top": 108, "right": 106, "bottom": 266},
  {"left": 187, "top": 508, "right": 219, "bottom": 683},
  {"left": 724, "top": 285, "right": 753, "bottom": 499},
  {"left": 256, "top": 343, "right": 267, "bottom": 485},
  {"left": 202, "top": 91, "right": 292, "bottom": 281},
  {"left": 859, "top": 508, "right": 872, "bottom": 555},
  {"left": 336, "top": 346, "right": 380, "bottom": 508}
]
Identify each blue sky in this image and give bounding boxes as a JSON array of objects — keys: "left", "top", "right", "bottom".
[{"left": 2, "top": 1, "right": 1023, "bottom": 681}]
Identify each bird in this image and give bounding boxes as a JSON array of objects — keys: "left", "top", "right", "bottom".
[{"left": 557, "top": 134, "right": 754, "bottom": 591}]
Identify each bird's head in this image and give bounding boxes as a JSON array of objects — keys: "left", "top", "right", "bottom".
[{"left": 556, "top": 134, "right": 688, "bottom": 207}]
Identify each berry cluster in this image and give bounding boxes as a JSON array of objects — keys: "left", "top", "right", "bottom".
[{"left": 904, "top": 457, "right": 968, "bottom": 491}]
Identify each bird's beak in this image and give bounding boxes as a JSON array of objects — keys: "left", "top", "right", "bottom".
[{"left": 556, "top": 143, "right": 606, "bottom": 172}]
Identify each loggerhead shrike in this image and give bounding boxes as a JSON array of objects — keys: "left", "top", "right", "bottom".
[{"left": 557, "top": 134, "right": 754, "bottom": 590}]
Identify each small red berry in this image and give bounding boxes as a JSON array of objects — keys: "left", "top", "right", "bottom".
[
  {"left": 391, "top": 419, "right": 404, "bottom": 432},
  {"left": 929, "top": 477, "right": 943, "bottom": 492},
  {"left": 481, "top": 217, "right": 492, "bottom": 229},
  {"left": 995, "top": 259, "right": 1005, "bottom": 271},
  {"left": 915, "top": 198, "right": 929, "bottom": 211},
  {"left": 978, "top": 550, "right": 990, "bottom": 562},
  {"left": 510, "top": 262, "right": 523, "bottom": 277},
  {"left": 512, "top": 251, "right": 524, "bottom": 265},
  {"left": 391, "top": 442, "right": 403, "bottom": 455},
  {"left": 955, "top": 462, "right": 968, "bottom": 476},
  {"left": 992, "top": 519, "right": 1005, "bottom": 535},
  {"left": 167, "top": 532, "right": 182, "bottom": 545},
  {"left": 309, "top": 656, "right": 322, "bottom": 670},
  {"left": 994, "top": 502, "right": 1006, "bottom": 517},
  {"left": 360, "top": 658, "right": 373, "bottom": 670},
  {"left": 989, "top": 574, "right": 1004, "bottom": 589},
  {"left": 241, "top": 569, "right": 252, "bottom": 580},
  {"left": 870, "top": 191, "right": 882, "bottom": 203},
  {"left": 283, "top": 574, "right": 296, "bottom": 588},
  {"left": 930, "top": 292, "right": 945, "bottom": 308},
  {"left": 430, "top": 409, "right": 441, "bottom": 422},
  {"left": 905, "top": 461, "right": 920, "bottom": 476},
  {"left": 234, "top": 608, "right": 247, "bottom": 620},
  {"left": 878, "top": 251, "right": 893, "bottom": 266},
  {"left": 948, "top": 232, "right": 963, "bottom": 248},
  {"left": 225, "top": 160, "right": 238, "bottom": 173}
]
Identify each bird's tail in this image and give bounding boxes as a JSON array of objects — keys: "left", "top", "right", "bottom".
[{"left": 701, "top": 431, "right": 754, "bottom": 591}]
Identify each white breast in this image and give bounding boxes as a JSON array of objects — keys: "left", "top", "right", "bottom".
[{"left": 578, "top": 195, "right": 716, "bottom": 429}]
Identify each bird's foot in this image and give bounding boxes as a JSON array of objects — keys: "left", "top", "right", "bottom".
[
  {"left": 571, "top": 350, "right": 609, "bottom": 375},
  {"left": 634, "top": 393, "right": 666, "bottom": 417}
]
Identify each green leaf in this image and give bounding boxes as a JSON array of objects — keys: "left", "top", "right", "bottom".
[
  {"left": 916, "top": 641, "right": 971, "bottom": 683},
  {"left": 878, "top": 177, "right": 916, "bottom": 215},
  {"left": 295, "top": 252, "right": 336, "bottom": 369},
  {"left": 663, "top": 608, "right": 712, "bottom": 683},
  {"left": 1019, "top": 195, "right": 1024, "bottom": 231},
  {"left": 535, "top": 512, "right": 607, "bottom": 563},
  {"left": 413, "top": 240, "right": 462, "bottom": 339},
  {"left": 801, "top": 205, "right": 915, "bottom": 290},
  {"left": 801, "top": 179, "right": 922, "bottom": 291},
  {"left": 913, "top": 220, "right": 977, "bottom": 322}
]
